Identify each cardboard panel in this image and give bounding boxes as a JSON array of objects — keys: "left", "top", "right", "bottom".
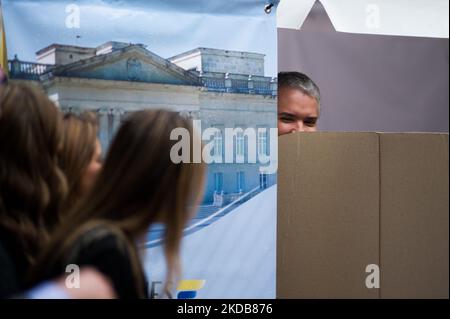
[
  {"left": 380, "top": 133, "right": 449, "bottom": 298},
  {"left": 277, "top": 132, "right": 380, "bottom": 298}
]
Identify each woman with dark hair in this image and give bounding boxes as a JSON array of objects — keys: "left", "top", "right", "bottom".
[
  {"left": 59, "top": 112, "right": 102, "bottom": 212},
  {"left": 30, "top": 110, "right": 206, "bottom": 298},
  {"left": 0, "top": 83, "right": 68, "bottom": 297}
]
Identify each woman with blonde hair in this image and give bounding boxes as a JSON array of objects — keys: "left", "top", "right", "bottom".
[
  {"left": 0, "top": 83, "right": 68, "bottom": 297},
  {"left": 59, "top": 112, "right": 102, "bottom": 212},
  {"left": 30, "top": 110, "right": 205, "bottom": 298}
]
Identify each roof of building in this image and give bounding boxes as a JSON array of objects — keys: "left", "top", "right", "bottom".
[{"left": 168, "top": 47, "right": 265, "bottom": 61}]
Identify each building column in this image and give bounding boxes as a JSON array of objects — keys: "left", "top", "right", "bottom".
[
  {"left": 97, "top": 107, "right": 110, "bottom": 153},
  {"left": 111, "top": 107, "right": 124, "bottom": 137},
  {"left": 248, "top": 74, "right": 254, "bottom": 94},
  {"left": 270, "top": 77, "right": 277, "bottom": 96},
  {"left": 225, "top": 73, "right": 232, "bottom": 93}
]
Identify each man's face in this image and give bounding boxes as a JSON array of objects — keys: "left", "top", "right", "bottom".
[{"left": 277, "top": 86, "right": 319, "bottom": 135}]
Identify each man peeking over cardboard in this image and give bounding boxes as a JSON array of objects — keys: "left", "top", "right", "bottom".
[{"left": 277, "top": 72, "right": 321, "bottom": 135}]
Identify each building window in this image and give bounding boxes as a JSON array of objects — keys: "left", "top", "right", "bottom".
[
  {"left": 258, "top": 129, "right": 268, "bottom": 156},
  {"left": 236, "top": 130, "right": 244, "bottom": 160},
  {"left": 236, "top": 171, "right": 245, "bottom": 193},
  {"left": 214, "top": 172, "right": 223, "bottom": 193},
  {"left": 107, "top": 110, "right": 114, "bottom": 140},
  {"left": 260, "top": 173, "right": 267, "bottom": 189},
  {"left": 213, "top": 129, "right": 223, "bottom": 159}
]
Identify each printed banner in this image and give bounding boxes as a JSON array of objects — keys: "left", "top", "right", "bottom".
[{"left": 2, "top": 0, "right": 278, "bottom": 298}]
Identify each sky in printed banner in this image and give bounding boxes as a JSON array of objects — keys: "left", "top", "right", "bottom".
[{"left": 2, "top": 0, "right": 277, "bottom": 76}]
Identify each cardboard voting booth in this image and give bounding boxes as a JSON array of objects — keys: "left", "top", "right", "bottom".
[{"left": 277, "top": 132, "right": 449, "bottom": 299}]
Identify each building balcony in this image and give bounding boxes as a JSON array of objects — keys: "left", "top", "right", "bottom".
[
  {"left": 200, "top": 73, "right": 277, "bottom": 96},
  {"left": 8, "top": 57, "right": 53, "bottom": 81}
]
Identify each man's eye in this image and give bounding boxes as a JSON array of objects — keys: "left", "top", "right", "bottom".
[
  {"left": 304, "top": 119, "right": 317, "bottom": 127},
  {"left": 279, "top": 117, "right": 294, "bottom": 123}
]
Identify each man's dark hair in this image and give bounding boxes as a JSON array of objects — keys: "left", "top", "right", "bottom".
[{"left": 278, "top": 71, "right": 321, "bottom": 112}]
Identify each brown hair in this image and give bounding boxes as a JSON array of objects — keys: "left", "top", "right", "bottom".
[
  {"left": 32, "top": 110, "right": 205, "bottom": 297},
  {"left": 0, "top": 83, "right": 68, "bottom": 265},
  {"left": 59, "top": 112, "right": 99, "bottom": 211}
]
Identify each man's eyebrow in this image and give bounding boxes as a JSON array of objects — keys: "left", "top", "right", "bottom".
[{"left": 278, "top": 112, "right": 296, "bottom": 117}]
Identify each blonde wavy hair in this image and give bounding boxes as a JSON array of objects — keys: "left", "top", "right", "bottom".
[{"left": 59, "top": 111, "right": 99, "bottom": 212}]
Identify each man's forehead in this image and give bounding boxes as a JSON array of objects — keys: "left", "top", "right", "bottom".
[{"left": 278, "top": 90, "right": 319, "bottom": 117}]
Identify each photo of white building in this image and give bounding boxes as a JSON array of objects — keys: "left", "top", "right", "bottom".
[{"left": 8, "top": 41, "right": 277, "bottom": 207}]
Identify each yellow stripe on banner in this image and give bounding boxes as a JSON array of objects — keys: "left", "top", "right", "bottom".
[
  {"left": 177, "top": 280, "right": 206, "bottom": 291},
  {"left": 0, "top": 0, "right": 8, "bottom": 76}
]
